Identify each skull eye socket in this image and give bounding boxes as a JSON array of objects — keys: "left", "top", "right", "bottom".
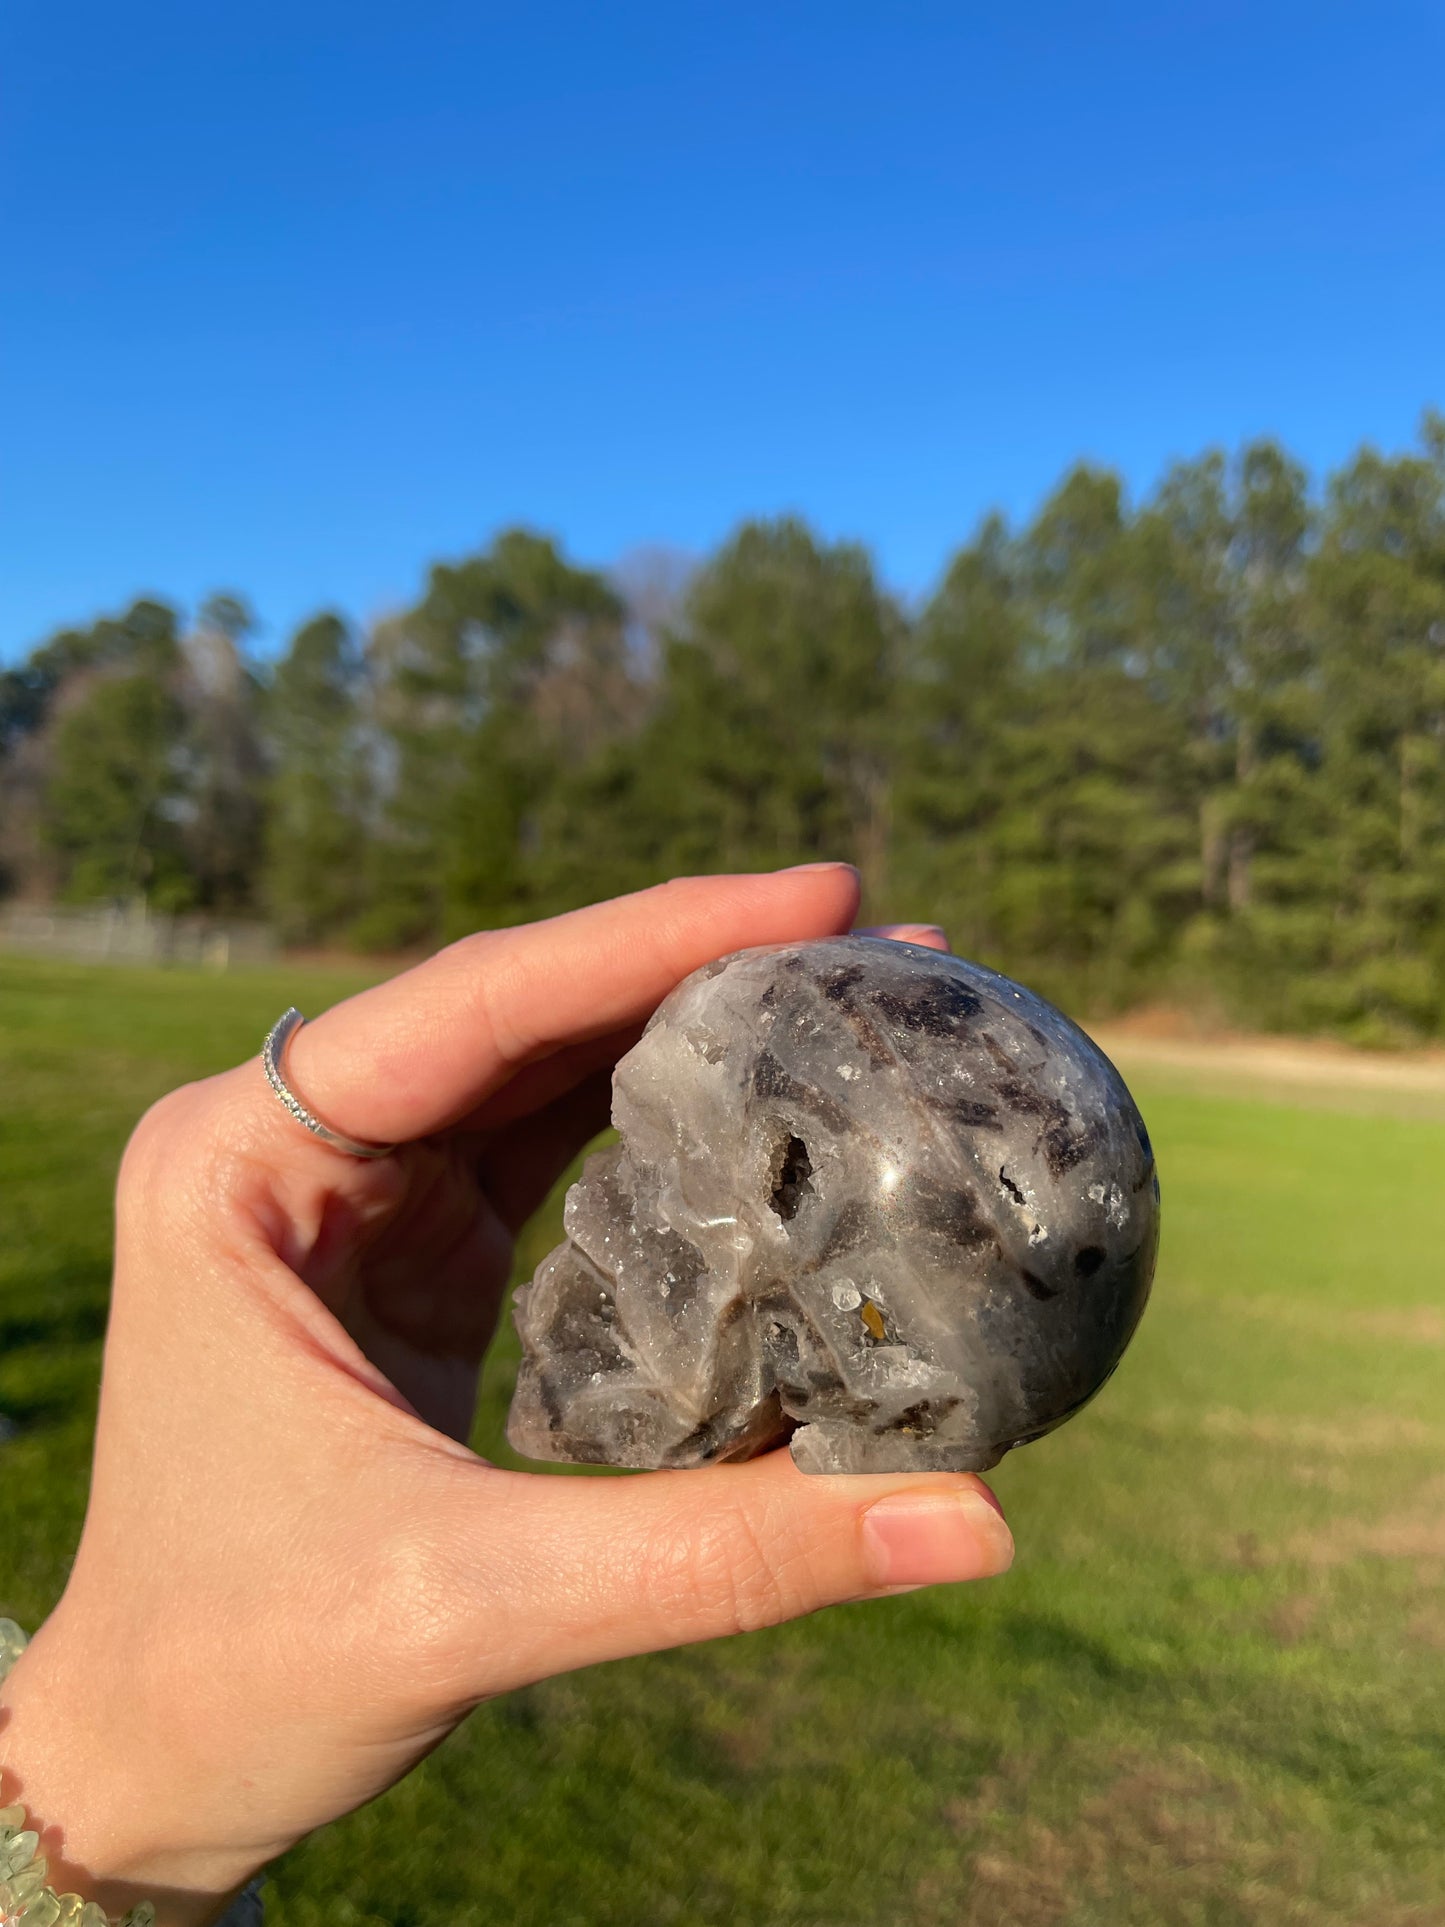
[{"left": 769, "top": 1133, "right": 814, "bottom": 1221}]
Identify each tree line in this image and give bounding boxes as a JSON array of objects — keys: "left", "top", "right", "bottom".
[{"left": 4, "top": 416, "right": 1445, "bottom": 1041}]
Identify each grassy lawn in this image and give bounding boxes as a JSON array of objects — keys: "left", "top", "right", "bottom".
[{"left": 2, "top": 953, "right": 1443, "bottom": 1926}]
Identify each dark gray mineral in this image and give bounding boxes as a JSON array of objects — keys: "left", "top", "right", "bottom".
[{"left": 507, "top": 936, "right": 1159, "bottom": 1475}]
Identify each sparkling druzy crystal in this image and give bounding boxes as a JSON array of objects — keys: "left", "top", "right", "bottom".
[{"left": 508, "top": 936, "right": 1159, "bottom": 1475}]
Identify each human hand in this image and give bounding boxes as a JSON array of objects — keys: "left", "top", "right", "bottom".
[{"left": 0, "top": 867, "right": 1013, "bottom": 1925}]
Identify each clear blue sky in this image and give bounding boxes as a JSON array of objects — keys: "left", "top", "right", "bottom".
[{"left": 3, "top": 0, "right": 1442, "bottom": 661}]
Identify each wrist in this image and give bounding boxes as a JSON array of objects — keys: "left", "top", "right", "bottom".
[{"left": 0, "top": 1614, "right": 262, "bottom": 1927}]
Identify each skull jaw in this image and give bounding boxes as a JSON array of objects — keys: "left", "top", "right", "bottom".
[
  {"left": 506, "top": 1245, "right": 1013, "bottom": 1476},
  {"left": 506, "top": 1367, "right": 798, "bottom": 1471},
  {"left": 506, "top": 1355, "right": 1008, "bottom": 1476},
  {"left": 786, "top": 1421, "right": 1005, "bottom": 1476}
]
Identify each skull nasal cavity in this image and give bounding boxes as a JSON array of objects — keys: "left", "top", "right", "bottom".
[{"left": 770, "top": 1134, "right": 814, "bottom": 1221}]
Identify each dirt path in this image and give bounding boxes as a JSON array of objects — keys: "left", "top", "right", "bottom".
[{"left": 1085, "top": 1018, "right": 1445, "bottom": 1116}]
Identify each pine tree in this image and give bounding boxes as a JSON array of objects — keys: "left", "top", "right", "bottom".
[{"left": 263, "top": 613, "right": 368, "bottom": 944}]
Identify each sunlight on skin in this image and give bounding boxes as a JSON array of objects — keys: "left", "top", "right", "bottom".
[{"left": 0, "top": 872, "right": 1011, "bottom": 1927}]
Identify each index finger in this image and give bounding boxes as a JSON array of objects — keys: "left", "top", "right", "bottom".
[{"left": 284, "top": 865, "right": 861, "bottom": 1145}]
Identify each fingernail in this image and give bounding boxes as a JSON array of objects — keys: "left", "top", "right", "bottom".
[
  {"left": 780, "top": 860, "right": 859, "bottom": 876},
  {"left": 861, "top": 1486, "right": 1015, "bottom": 1589}
]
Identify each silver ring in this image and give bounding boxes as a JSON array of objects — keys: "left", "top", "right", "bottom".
[{"left": 261, "top": 1009, "right": 397, "bottom": 1159}]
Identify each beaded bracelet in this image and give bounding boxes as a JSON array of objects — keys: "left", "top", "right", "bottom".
[{"left": 0, "top": 1620, "right": 155, "bottom": 1927}]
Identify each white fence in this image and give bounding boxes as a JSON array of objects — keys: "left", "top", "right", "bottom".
[{"left": 0, "top": 901, "right": 278, "bottom": 970}]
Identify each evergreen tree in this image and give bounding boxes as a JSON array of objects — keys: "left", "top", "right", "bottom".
[
  {"left": 180, "top": 593, "right": 266, "bottom": 911},
  {"left": 42, "top": 606, "right": 193, "bottom": 906},
  {"left": 361, "top": 529, "right": 635, "bottom": 944},
  {"left": 893, "top": 512, "right": 1028, "bottom": 957},
  {"left": 1304, "top": 431, "right": 1445, "bottom": 1033},
  {"left": 263, "top": 612, "right": 368, "bottom": 944},
  {"left": 635, "top": 518, "right": 901, "bottom": 899}
]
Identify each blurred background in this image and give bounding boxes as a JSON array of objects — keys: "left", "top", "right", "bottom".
[{"left": 3, "top": 3, "right": 1444, "bottom": 1922}]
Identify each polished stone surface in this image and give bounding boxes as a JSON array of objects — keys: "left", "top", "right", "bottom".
[{"left": 508, "top": 937, "right": 1159, "bottom": 1474}]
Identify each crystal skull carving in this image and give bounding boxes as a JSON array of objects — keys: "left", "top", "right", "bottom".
[{"left": 507, "top": 936, "right": 1159, "bottom": 1475}]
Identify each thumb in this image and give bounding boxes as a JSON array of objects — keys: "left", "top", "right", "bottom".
[{"left": 447, "top": 1451, "right": 1014, "bottom": 1692}]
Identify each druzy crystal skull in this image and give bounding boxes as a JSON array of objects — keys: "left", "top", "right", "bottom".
[{"left": 508, "top": 937, "right": 1158, "bottom": 1475}]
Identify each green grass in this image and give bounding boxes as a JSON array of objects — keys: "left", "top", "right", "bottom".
[{"left": 2, "top": 954, "right": 1443, "bottom": 1926}]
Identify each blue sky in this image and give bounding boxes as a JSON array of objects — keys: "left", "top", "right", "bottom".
[{"left": 3, "top": 0, "right": 1442, "bottom": 660}]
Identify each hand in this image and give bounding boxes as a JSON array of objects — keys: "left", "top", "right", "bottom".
[{"left": 0, "top": 868, "right": 1013, "bottom": 1926}]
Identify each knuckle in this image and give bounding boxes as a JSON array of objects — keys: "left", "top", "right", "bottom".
[
  {"left": 277, "top": 1521, "right": 466, "bottom": 1712},
  {"left": 657, "top": 1499, "right": 801, "bottom": 1637},
  {"left": 117, "top": 1075, "right": 250, "bottom": 1224},
  {"left": 355, "top": 1505, "right": 507, "bottom": 1708},
  {"left": 120, "top": 1085, "right": 203, "bottom": 1189},
  {"left": 434, "top": 929, "right": 524, "bottom": 1064},
  {"left": 366, "top": 1527, "right": 466, "bottom": 1666}
]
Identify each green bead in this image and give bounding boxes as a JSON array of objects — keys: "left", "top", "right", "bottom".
[
  {"left": 0, "top": 1620, "right": 27, "bottom": 1685},
  {"left": 9, "top": 1859, "right": 48, "bottom": 1901},
  {"left": 0, "top": 1805, "right": 25, "bottom": 1833},
  {"left": 121, "top": 1906, "right": 157, "bottom": 1927},
  {"left": 4, "top": 1830, "right": 40, "bottom": 1872},
  {"left": 51, "top": 1899, "right": 84, "bottom": 1925},
  {"left": 19, "top": 1894, "right": 62, "bottom": 1926},
  {"left": 77, "top": 1906, "right": 109, "bottom": 1927}
]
